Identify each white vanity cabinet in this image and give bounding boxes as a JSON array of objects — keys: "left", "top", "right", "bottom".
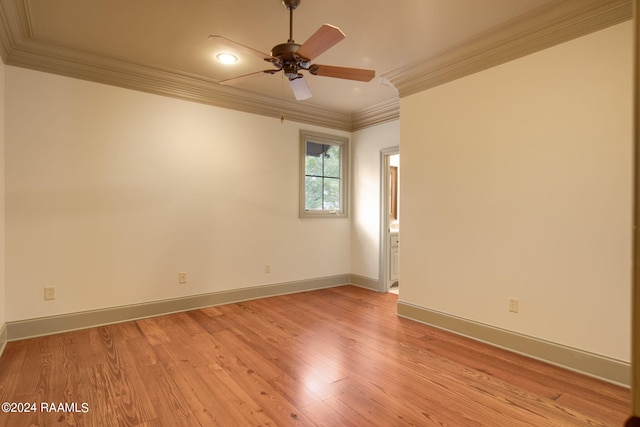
[{"left": 389, "top": 232, "right": 399, "bottom": 283}]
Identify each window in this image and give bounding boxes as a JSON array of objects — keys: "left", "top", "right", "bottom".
[{"left": 300, "top": 130, "right": 348, "bottom": 218}]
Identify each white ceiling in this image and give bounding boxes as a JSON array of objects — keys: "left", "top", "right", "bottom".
[{"left": 19, "top": 0, "right": 550, "bottom": 113}]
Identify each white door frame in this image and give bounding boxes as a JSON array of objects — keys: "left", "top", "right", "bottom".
[{"left": 379, "top": 146, "right": 399, "bottom": 292}]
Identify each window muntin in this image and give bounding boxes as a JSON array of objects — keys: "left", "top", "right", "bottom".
[{"left": 300, "top": 131, "right": 348, "bottom": 218}]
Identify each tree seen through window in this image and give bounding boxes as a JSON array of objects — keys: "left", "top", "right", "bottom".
[{"left": 305, "top": 142, "right": 341, "bottom": 210}]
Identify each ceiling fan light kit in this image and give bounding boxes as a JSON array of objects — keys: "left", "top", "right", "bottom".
[{"left": 209, "top": 0, "right": 375, "bottom": 101}]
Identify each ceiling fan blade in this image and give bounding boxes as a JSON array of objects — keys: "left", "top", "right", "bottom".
[
  {"left": 288, "top": 76, "right": 312, "bottom": 100},
  {"left": 309, "top": 64, "right": 375, "bottom": 82},
  {"left": 208, "top": 35, "right": 275, "bottom": 61},
  {"left": 296, "top": 24, "right": 345, "bottom": 60},
  {"left": 219, "top": 70, "right": 279, "bottom": 85}
]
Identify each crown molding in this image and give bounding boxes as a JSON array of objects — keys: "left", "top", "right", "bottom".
[
  {"left": 351, "top": 97, "right": 400, "bottom": 131},
  {"left": 383, "top": 0, "right": 632, "bottom": 98},
  {"left": 0, "top": 0, "right": 20, "bottom": 61},
  {"left": 0, "top": 8, "right": 10, "bottom": 61},
  {"left": 0, "top": 0, "right": 632, "bottom": 131}
]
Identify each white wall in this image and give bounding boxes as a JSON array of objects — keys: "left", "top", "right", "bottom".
[
  {"left": 5, "top": 67, "right": 351, "bottom": 321},
  {"left": 351, "top": 120, "right": 400, "bottom": 282},
  {"left": 400, "top": 22, "right": 632, "bottom": 361}
]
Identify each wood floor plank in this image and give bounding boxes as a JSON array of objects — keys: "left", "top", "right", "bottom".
[
  {"left": 137, "top": 362, "right": 200, "bottom": 426},
  {"left": 125, "top": 335, "right": 159, "bottom": 368},
  {"left": 208, "top": 329, "right": 318, "bottom": 424},
  {"left": 556, "top": 390, "right": 630, "bottom": 426},
  {"left": 297, "top": 398, "right": 359, "bottom": 427},
  {"left": 0, "top": 340, "right": 27, "bottom": 401},
  {"left": 197, "top": 362, "right": 284, "bottom": 426},
  {"left": 136, "top": 317, "right": 172, "bottom": 346},
  {"left": 0, "top": 285, "right": 630, "bottom": 426},
  {"left": 159, "top": 361, "right": 220, "bottom": 426},
  {"left": 84, "top": 325, "right": 157, "bottom": 426}
]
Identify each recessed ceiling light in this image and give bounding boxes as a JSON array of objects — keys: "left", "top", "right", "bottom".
[{"left": 216, "top": 53, "right": 238, "bottom": 64}]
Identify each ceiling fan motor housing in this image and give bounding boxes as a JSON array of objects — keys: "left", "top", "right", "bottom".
[
  {"left": 271, "top": 42, "right": 301, "bottom": 58},
  {"left": 270, "top": 42, "right": 309, "bottom": 79}
]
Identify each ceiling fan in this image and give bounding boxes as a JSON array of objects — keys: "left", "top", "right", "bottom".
[{"left": 209, "top": 0, "right": 375, "bottom": 101}]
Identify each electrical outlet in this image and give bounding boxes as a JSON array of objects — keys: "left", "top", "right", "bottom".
[
  {"left": 508, "top": 297, "right": 519, "bottom": 313},
  {"left": 179, "top": 272, "right": 187, "bottom": 284},
  {"left": 44, "top": 286, "right": 56, "bottom": 301},
  {"left": 264, "top": 264, "right": 271, "bottom": 274}
]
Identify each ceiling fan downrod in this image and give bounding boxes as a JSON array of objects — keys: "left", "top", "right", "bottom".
[{"left": 282, "top": 0, "right": 300, "bottom": 43}]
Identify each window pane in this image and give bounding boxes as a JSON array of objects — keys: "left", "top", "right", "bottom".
[
  {"left": 300, "top": 130, "right": 348, "bottom": 218},
  {"left": 305, "top": 176, "right": 323, "bottom": 210},
  {"left": 305, "top": 142, "right": 324, "bottom": 177},
  {"left": 324, "top": 145, "right": 341, "bottom": 178},
  {"left": 323, "top": 177, "right": 340, "bottom": 210}
]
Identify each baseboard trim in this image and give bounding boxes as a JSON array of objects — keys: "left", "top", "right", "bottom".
[
  {"left": 349, "top": 274, "right": 381, "bottom": 292},
  {"left": 397, "top": 301, "right": 631, "bottom": 387},
  {"left": 7, "top": 274, "right": 351, "bottom": 341},
  {"left": 0, "top": 323, "right": 7, "bottom": 357}
]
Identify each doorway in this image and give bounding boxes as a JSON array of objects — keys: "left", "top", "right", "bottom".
[{"left": 379, "top": 147, "right": 400, "bottom": 293}]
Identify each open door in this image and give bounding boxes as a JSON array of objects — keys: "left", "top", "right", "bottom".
[{"left": 379, "top": 147, "right": 400, "bottom": 293}]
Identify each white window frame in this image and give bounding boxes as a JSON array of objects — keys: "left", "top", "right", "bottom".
[{"left": 299, "top": 130, "right": 349, "bottom": 218}]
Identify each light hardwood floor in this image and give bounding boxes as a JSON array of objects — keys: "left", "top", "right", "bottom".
[{"left": 0, "top": 285, "right": 630, "bottom": 426}]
